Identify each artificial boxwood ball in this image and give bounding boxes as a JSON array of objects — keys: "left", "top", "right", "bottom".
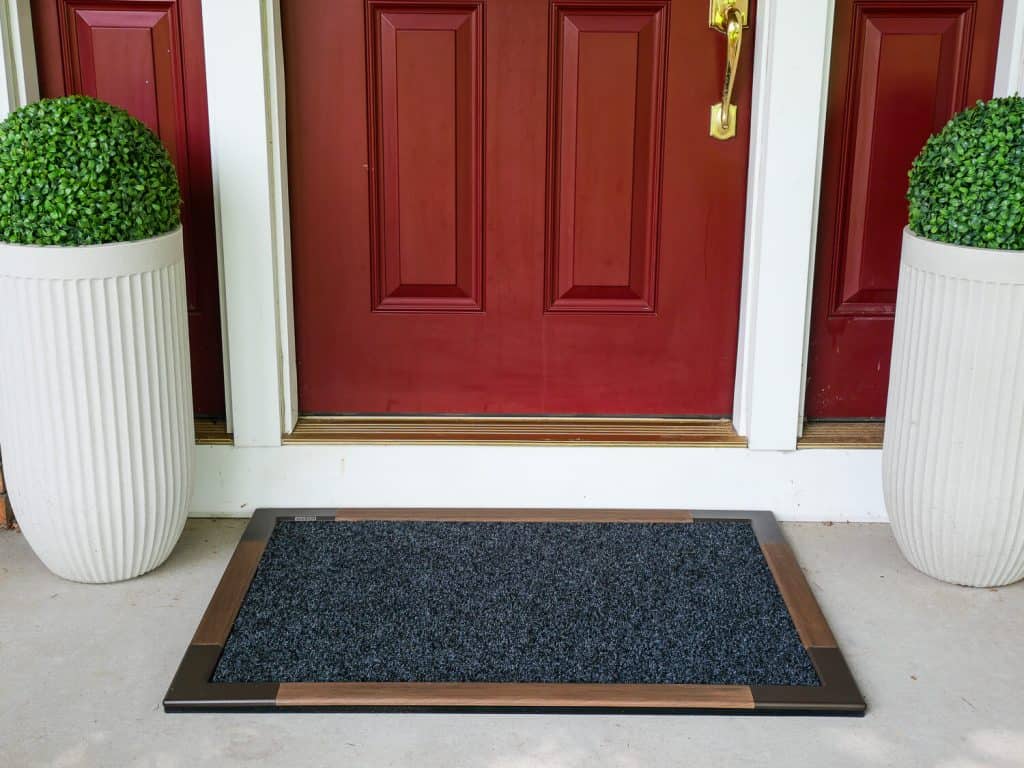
[
  {"left": 0, "top": 95, "right": 180, "bottom": 246},
  {"left": 908, "top": 96, "right": 1024, "bottom": 251}
]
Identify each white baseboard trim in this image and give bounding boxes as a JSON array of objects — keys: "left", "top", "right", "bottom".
[{"left": 191, "top": 445, "right": 885, "bottom": 523}]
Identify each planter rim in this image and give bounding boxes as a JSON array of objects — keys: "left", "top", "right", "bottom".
[
  {"left": 0, "top": 226, "right": 183, "bottom": 280},
  {"left": 902, "top": 227, "right": 1024, "bottom": 285}
]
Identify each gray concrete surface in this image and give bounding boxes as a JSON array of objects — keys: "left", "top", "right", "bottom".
[{"left": 2, "top": 519, "right": 1023, "bottom": 768}]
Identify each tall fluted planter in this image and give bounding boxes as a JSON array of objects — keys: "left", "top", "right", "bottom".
[
  {"left": 0, "top": 228, "right": 194, "bottom": 582},
  {"left": 883, "top": 228, "right": 1024, "bottom": 587}
]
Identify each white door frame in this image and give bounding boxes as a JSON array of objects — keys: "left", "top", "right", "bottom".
[
  {"left": 2, "top": 0, "right": 1023, "bottom": 519},
  {"left": 0, "top": 0, "right": 37, "bottom": 115},
  {"left": 203, "top": 0, "right": 846, "bottom": 450}
]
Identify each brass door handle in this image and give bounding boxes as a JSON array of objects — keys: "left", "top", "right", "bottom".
[{"left": 709, "top": 1, "right": 747, "bottom": 140}]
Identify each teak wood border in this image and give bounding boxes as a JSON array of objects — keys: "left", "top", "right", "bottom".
[{"left": 165, "top": 508, "right": 865, "bottom": 715}]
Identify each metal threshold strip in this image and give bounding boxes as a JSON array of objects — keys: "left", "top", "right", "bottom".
[{"left": 282, "top": 416, "right": 746, "bottom": 447}]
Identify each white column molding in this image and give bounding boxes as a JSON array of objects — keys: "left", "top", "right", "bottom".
[
  {"left": 733, "top": 0, "right": 835, "bottom": 450},
  {"left": 201, "top": 0, "right": 296, "bottom": 445},
  {"left": 0, "top": 0, "right": 38, "bottom": 117},
  {"left": 264, "top": 0, "right": 299, "bottom": 434},
  {"left": 995, "top": 0, "right": 1024, "bottom": 96}
]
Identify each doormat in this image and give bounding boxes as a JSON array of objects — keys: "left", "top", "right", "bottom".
[{"left": 165, "top": 509, "right": 864, "bottom": 715}]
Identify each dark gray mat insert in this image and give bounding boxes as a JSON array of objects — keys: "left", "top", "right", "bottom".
[{"left": 211, "top": 520, "right": 820, "bottom": 687}]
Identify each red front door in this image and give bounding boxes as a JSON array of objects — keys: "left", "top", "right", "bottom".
[
  {"left": 284, "top": 0, "right": 755, "bottom": 415},
  {"left": 31, "top": 0, "right": 225, "bottom": 417},
  {"left": 805, "top": 0, "right": 1002, "bottom": 419}
]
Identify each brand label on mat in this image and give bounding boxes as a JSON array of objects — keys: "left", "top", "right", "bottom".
[{"left": 293, "top": 515, "right": 319, "bottom": 522}]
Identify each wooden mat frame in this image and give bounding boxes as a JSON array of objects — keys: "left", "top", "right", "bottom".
[{"left": 164, "top": 509, "right": 865, "bottom": 715}]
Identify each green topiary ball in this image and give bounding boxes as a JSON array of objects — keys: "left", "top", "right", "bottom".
[
  {"left": 907, "top": 96, "right": 1024, "bottom": 251},
  {"left": 0, "top": 95, "right": 180, "bottom": 246}
]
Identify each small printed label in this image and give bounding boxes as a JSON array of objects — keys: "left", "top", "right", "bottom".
[{"left": 293, "top": 515, "right": 319, "bottom": 522}]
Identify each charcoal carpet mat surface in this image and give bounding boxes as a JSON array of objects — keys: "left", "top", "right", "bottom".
[{"left": 211, "top": 520, "right": 820, "bottom": 686}]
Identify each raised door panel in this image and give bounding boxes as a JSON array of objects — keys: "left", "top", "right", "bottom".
[
  {"left": 546, "top": 2, "right": 669, "bottom": 313},
  {"left": 832, "top": 9, "right": 970, "bottom": 317},
  {"left": 366, "top": 1, "right": 483, "bottom": 311},
  {"left": 31, "top": 0, "right": 225, "bottom": 415},
  {"left": 805, "top": 0, "right": 1001, "bottom": 419},
  {"left": 72, "top": 12, "right": 169, "bottom": 134},
  {"left": 61, "top": 3, "right": 193, "bottom": 303}
]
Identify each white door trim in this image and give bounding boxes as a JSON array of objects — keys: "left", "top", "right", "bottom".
[
  {"left": 264, "top": 0, "right": 300, "bottom": 436},
  {"left": 200, "top": 0, "right": 297, "bottom": 445},
  {"left": 0, "top": 0, "right": 37, "bottom": 118},
  {"left": 996, "top": 0, "right": 1024, "bottom": 96},
  {"left": 732, "top": 0, "right": 836, "bottom": 449}
]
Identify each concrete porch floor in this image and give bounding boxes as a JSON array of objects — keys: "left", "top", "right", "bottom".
[{"left": 1, "top": 520, "right": 1023, "bottom": 768}]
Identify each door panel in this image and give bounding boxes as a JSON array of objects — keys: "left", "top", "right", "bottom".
[
  {"left": 367, "top": 2, "right": 484, "bottom": 311},
  {"left": 31, "top": 0, "right": 225, "bottom": 416},
  {"left": 805, "top": 0, "right": 1001, "bottom": 419},
  {"left": 285, "top": 0, "right": 755, "bottom": 415},
  {"left": 546, "top": 3, "right": 667, "bottom": 313}
]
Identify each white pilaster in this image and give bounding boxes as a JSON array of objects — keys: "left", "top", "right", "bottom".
[
  {"left": 200, "top": 0, "right": 296, "bottom": 445},
  {"left": 733, "top": 0, "right": 835, "bottom": 449}
]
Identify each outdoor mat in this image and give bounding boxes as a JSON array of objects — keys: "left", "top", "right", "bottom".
[{"left": 165, "top": 509, "right": 864, "bottom": 715}]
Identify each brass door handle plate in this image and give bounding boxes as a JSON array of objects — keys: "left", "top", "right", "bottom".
[{"left": 709, "top": 0, "right": 748, "bottom": 140}]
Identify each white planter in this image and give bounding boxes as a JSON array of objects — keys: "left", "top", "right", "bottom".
[
  {"left": 0, "top": 228, "right": 194, "bottom": 583},
  {"left": 883, "top": 228, "right": 1024, "bottom": 587}
]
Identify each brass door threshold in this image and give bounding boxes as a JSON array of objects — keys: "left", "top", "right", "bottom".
[
  {"left": 195, "top": 419, "right": 232, "bottom": 446},
  {"left": 284, "top": 416, "right": 746, "bottom": 447},
  {"left": 798, "top": 422, "right": 883, "bottom": 449}
]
